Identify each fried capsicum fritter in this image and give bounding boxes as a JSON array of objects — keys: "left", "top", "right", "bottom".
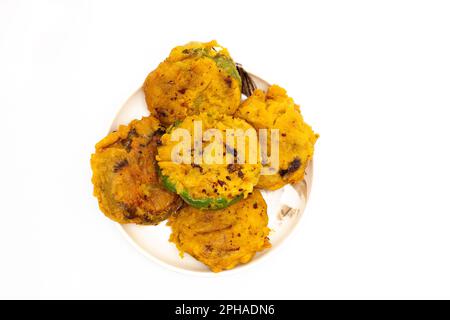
[
  {"left": 235, "top": 85, "right": 319, "bottom": 190},
  {"left": 91, "top": 116, "right": 182, "bottom": 224},
  {"left": 168, "top": 190, "right": 271, "bottom": 272},
  {"left": 157, "top": 112, "right": 261, "bottom": 210},
  {"left": 143, "top": 40, "right": 242, "bottom": 126}
]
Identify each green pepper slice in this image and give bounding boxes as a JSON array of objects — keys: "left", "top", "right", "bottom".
[{"left": 158, "top": 167, "right": 243, "bottom": 210}]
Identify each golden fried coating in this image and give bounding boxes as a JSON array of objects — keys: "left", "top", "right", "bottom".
[
  {"left": 143, "top": 40, "right": 242, "bottom": 126},
  {"left": 157, "top": 112, "right": 261, "bottom": 209},
  {"left": 236, "top": 85, "right": 318, "bottom": 190},
  {"left": 168, "top": 190, "right": 271, "bottom": 272},
  {"left": 91, "top": 116, "right": 182, "bottom": 224}
]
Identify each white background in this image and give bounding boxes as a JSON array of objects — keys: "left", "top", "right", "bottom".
[{"left": 1, "top": 0, "right": 450, "bottom": 299}]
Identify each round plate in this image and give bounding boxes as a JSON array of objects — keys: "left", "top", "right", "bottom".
[{"left": 111, "top": 73, "right": 313, "bottom": 275}]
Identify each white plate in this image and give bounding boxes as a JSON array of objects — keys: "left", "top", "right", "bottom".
[{"left": 110, "top": 73, "right": 313, "bottom": 276}]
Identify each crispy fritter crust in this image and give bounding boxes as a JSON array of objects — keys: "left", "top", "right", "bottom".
[
  {"left": 143, "top": 41, "right": 242, "bottom": 126},
  {"left": 91, "top": 116, "right": 182, "bottom": 224},
  {"left": 168, "top": 190, "right": 271, "bottom": 272},
  {"left": 236, "top": 85, "right": 318, "bottom": 190},
  {"left": 157, "top": 112, "right": 261, "bottom": 209}
]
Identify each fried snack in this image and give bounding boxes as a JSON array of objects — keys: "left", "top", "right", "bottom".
[
  {"left": 168, "top": 190, "right": 271, "bottom": 272},
  {"left": 157, "top": 112, "right": 261, "bottom": 209},
  {"left": 143, "top": 40, "right": 242, "bottom": 126},
  {"left": 91, "top": 116, "right": 182, "bottom": 224},
  {"left": 236, "top": 85, "right": 318, "bottom": 190}
]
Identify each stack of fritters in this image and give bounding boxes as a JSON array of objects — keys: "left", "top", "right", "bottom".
[{"left": 91, "top": 40, "right": 318, "bottom": 272}]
